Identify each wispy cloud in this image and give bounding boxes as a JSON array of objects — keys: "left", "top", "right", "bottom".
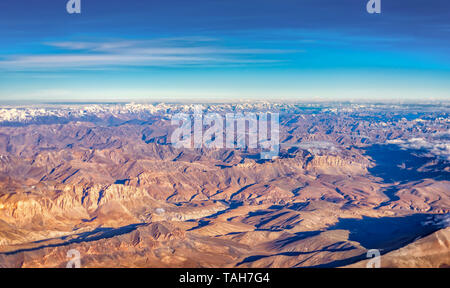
[{"left": 0, "top": 37, "right": 301, "bottom": 71}]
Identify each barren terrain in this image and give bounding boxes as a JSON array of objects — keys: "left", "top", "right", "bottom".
[{"left": 0, "top": 102, "right": 448, "bottom": 268}]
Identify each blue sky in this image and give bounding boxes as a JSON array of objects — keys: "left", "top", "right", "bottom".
[{"left": 0, "top": 0, "right": 449, "bottom": 101}]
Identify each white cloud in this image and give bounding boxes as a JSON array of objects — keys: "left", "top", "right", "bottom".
[
  {"left": 422, "top": 213, "right": 450, "bottom": 228},
  {"left": 387, "top": 134, "right": 450, "bottom": 161},
  {"left": 0, "top": 37, "right": 300, "bottom": 70}
]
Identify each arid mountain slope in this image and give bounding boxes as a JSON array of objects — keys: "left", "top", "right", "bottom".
[{"left": 0, "top": 102, "right": 448, "bottom": 267}]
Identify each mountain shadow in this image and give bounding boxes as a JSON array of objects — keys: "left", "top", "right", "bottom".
[
  {"left": 328, "top": 214, "right": 439, "bottom": 252},
  {"left": 365, "top": 144, "right": 449, "bottom": 183}
]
